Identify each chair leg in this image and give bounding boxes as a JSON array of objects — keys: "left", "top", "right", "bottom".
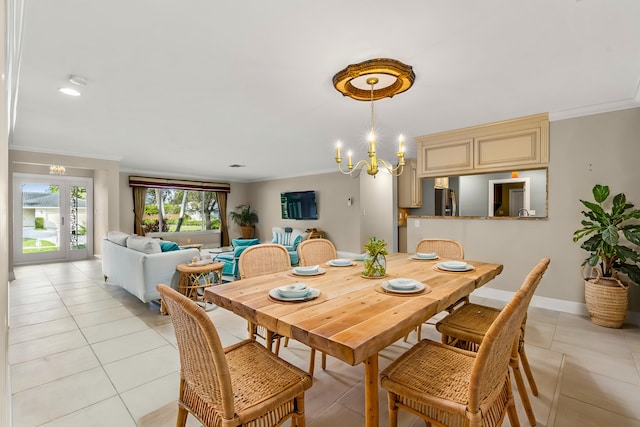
[
  {"left": 505, "top": 379, "right": 521, "bottom": 427},
  {"left": 519, "top": 346, "right": 539, "bottom": 396},
  {"left": 176, "top": 406, "right": 188, "bottom": 427},
  {"left": 417, "top": 324, "right": 422, "bottom": 341},
  {"left": 284, "top": 336, "right": 290, "bottom": 347},
  {"left": 274, "top": 335, "right": 282, "bottom": 356},
  {"left": 388, "top": 392, "right": 398, "bottom": 427},
  {"left": 295, "top": 394, "right": 306, "bottom": 427},
  {"left": 510, "top": 359, "right": 536, "bottom": 426},
  {"left": 321, "top": 351, "right": 326, "bottom": 370},
  {"left": 308, "top": 349, "right": 316, "bottom": 376}
]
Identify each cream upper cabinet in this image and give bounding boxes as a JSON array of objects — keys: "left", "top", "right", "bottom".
[
  {"left": 416, "top": 113, "right": 549, "bottom": 177},
  {"left": 398, "top": 158, "right": 422, "bottom": 208}
]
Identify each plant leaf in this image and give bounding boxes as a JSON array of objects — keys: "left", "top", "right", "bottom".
[
  {"left": 580, "top": 200, "right": 605, "bottom": 218},
  {"left": 592, "top": 184, "right": 609, "bottom": 203},
  {"left": 601, "top": 225, "right": 619, "bottom": 246},
  {"left": 618, "top": 263, "right": 640, "bottom": 286}
]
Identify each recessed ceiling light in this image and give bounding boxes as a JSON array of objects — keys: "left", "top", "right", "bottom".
[{"left": 58, "top": 87, "right": 82, "bottom": 96}]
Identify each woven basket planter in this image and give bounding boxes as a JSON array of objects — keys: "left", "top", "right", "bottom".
[{"left": 584, "top": 270, "right": 628, "bottom": 328}]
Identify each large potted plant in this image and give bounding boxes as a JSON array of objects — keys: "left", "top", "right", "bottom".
[
  {"left": 229, "top": 204, "right": 259, "bottom": 239},
  {"left": 573, "top": 184, "right": 640, "bottom": 328}
]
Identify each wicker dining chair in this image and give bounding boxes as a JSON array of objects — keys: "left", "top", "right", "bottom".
[
  {"left": 291, "top": 238, "right": 337, "bottom": 374},
  {"left": 408, "top": 238, "right": 465, "bottom": 341},
  {"left": 297, "top": 238, "right": 337, "bottom": 267},
  {"left": 380, "top": 258, "right": 550, "bottom": 427},
  {"left": 238, "top": 243, "right": 291, "bottom": 353},
  {"left": 435, "top": 259, "right": 551, "bottom": 426},
  {"left": 157, "top": 284, "right": 313, "bottom": 427}
]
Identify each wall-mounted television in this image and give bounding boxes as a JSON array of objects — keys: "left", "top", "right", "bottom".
[{"left": 280, "top": 190, "right": 318, "bottom": 220}]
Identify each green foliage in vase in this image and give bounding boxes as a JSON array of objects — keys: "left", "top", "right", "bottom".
[{"left": 363, "top": 237, "right": 388, "bottom": 277}]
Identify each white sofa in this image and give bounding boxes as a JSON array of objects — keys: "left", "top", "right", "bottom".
[
  {"left": 102, "top": 232, "right": 200, "bottom": 303},
  {"left": 146, "top": 230, "right": 221, "bottom": 249}
]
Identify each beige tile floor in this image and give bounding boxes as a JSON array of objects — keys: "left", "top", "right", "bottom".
[{"left": 8, "top": 259, "right": 640, "bottom": 426}]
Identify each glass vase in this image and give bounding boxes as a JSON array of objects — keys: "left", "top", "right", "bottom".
[{"left": 363, "top": 253, "right": 386, "bottom": 277}]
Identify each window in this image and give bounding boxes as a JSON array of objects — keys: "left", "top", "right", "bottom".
[{"left": 142, "top": 188, "right": 220, "bottom": 233}]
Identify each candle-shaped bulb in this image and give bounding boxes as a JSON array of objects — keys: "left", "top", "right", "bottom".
[
  {"left": 347, "top": 150, "right": 353, "bottom": 168},
  {"left": 336, "top": 141, "right": 341, "bottom": 159}
]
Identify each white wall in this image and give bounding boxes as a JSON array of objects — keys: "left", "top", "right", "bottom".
[
  {"left": 360, "top": 171, "right": 396, "bottom": 251},
  {"left": 247, "top": 172, "right": 362, "bottom": 253},
  {"left": 406, "top": 107, "right": 640, "bottom": 316}
]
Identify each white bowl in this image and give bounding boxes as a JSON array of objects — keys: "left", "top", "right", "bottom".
[
  {"left": 387, "top": 278, "right": 419, "bottom": 290},
  {"left": 416, "top": 252, "right": 437, "bottom": 259},
  {"left": 331, "top": 258, "right": 352, "bottom": 266},
  {"left": 295, "top": 265, "right": 319, "bottom": 273},
  {"left": 440, "top": 261, "right": 468, "bottom": 270},
  {"left": 278, "top": 283, "right": 309, "bottom": 298}
]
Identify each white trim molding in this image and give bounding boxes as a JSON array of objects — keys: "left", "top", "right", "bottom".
[{"left": 472, "top": 287, "right": 640, "bottom": 326}]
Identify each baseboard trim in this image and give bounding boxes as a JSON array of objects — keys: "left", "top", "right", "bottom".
[{"left": 472, "top": 287, "right": 640, "bottom": 326}]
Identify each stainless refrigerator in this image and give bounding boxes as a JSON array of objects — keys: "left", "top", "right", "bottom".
[{"left": 435, "top": 188, "right": 457, "bottom": 216}]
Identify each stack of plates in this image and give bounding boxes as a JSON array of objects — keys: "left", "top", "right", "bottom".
[
  {"left": 327, "top": 258, "right": 354, "bottom": 267},
  {"left": 411, "top": 252, "right": 438, "bottom": 260},
  {"left": 269, "top": 283, "right": 320, "bottom": 301},
  {"left": 292, "top": 265, "right": 325, "bottom": 276},
  {"left": 436, "top": 261, "right": 474, "bottom": 272},
  {"left": 381, "top": 278, "right": 426, "bottom": 294}
]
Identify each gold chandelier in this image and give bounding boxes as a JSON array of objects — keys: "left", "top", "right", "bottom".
[{"left": 332, "top": 58, "right": 415, "bottom": 177}]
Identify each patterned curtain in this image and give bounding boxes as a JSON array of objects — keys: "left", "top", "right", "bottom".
[
  {"left": 216, "top": 191, "right": 229, "bottom": 246},
  {"left": 132, "top": 187, "right": 147, "bottom": 236}
]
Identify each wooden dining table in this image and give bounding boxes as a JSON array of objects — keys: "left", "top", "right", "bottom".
[{"left": 204, "top": 253, "right": 503, "bottom": 427}]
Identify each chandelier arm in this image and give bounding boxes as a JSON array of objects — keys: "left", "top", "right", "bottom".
[{"left": 377, "top": 159, "right": 405, "bottom": 177}]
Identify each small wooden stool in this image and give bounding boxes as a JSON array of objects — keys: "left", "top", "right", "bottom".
[{"left": 176, "top": 262, "right": 224, "bottom": 305}]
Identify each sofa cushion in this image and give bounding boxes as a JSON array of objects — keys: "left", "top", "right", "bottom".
[
  {"left": 127, "top": 236, "right": 162, "bottom": 254},
  {"left": 233, "top": 238, "right": 260, "bottom": 247},
  {"left": 159, "top": 241, "right": 180, "bottom": 252},
  {"left": 107, "top": 231, "right": 129, "bottom": 246}
]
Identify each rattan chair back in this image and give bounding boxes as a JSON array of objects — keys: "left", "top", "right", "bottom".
[
  {"left": 468, "top": 258, "right": 550, "bottom": 412},
  {"left": 239, "top": 243, "right": 291, "bottom": 279},
  {"left": 416, "top": 238, "right": 464, "bottom": 259},
  {"left": 158, "top": 284, "right": 313, "bottom": 427},
  {"left": 158, "top": 284, "right": 236, "bottom": 422},
  {"left": 298, "top": 239, "right": 337, "bottom": 266}
]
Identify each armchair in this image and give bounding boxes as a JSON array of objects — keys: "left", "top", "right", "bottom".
[
  {"left": 217, "top": 238, "right": 260, "bottom": 279},
  {"left": 271, "top": 227, "right": 307, "bottom": 266}
]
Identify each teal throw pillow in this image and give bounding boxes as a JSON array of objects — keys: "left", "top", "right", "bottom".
[{"left": 160, "top": 241, "right": 180, "bottom": 252}]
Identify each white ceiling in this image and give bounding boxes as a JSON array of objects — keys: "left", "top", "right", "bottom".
[{"left": 9, "top": 0, "right": 640, "bottom": 182}]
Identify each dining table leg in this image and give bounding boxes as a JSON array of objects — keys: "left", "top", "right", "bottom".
[{"left": 364, "top": 353, "right": 379, "bottom": 427}]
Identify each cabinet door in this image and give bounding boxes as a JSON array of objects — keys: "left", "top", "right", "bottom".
[
  {"left": 474, "top": 128, "right": 543, "bottom": 170},
  {"left": 398, "top": 159, "right": 422, "bottom": 208},
  {"left": 418, "top": 138, "right": 473, "bottom": 177}
]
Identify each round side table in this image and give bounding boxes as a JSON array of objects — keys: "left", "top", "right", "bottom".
[{"left": 175, "top": 262, "right": 224, "bottom": 305}]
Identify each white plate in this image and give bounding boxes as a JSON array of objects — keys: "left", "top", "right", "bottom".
[
  {"left": 277, "top": 283, "right": 309, "bottom": 298},
  {"left": 409, "top": 255, "right": 439, "bottom": 261},
  {"left": 387, "top": 278, "right": 422, "bottom": 290},
  {"left": 269, "top": 287, "right": 320, "bottom": 301},
  {"left": 327, "top": 259, "right": 355, "bottom": 267},
  {"left": 436, "top": 262, "right": 474, "bottom": 272},
  {"left": 381, "top": 281, "right": 426, "bottom": 294},
  {"left": 292, "top": 267, "right": 326, "bottom": 276},
  {"left": 416, "top": 252, "right": 438, "bottom": 259}
]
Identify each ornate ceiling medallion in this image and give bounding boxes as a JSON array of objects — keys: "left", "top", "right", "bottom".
[{"left": 332, "top": 58, "right": 415, "bottom": 101}]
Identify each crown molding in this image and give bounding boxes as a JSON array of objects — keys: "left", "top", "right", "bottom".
[
  {"left": 549, "top": 98, "right": 640, "bottom": 121},
  {"left": 9, "top": 145, "right": 122, "bottom": 162}
]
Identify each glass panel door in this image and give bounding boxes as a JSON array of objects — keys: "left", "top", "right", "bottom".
[{"left": 13, "top": 174, "right": 93, "bottom": 264}]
